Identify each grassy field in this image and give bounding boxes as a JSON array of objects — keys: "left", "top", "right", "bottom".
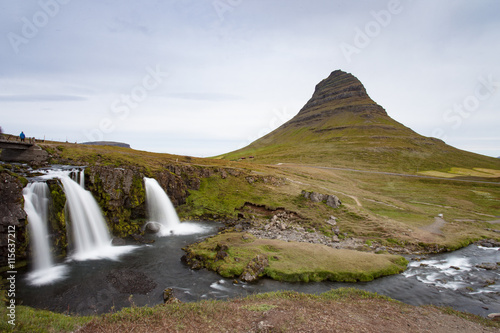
[{"left": 39, "top": 141, "right": 500, "bottom": 251}]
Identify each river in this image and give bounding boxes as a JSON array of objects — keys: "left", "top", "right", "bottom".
[{"left": 16, "top": 222, "right": 500, "bottom": 317}]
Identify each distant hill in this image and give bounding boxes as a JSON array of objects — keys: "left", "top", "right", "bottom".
[
  {"left": 81, "top": 141, "right": 131, "bottom": 148},
  {"left": 220, "top": 70, "right": 500, "bottom": 172}
]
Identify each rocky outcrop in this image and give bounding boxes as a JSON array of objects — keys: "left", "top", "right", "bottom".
[
  {"left": 84, "top": 164, "right": 227, "bottom": 237},
  {"left": 301, "top": 190, "right": 341, "bottom": 208},
  {"left": 0, "top": 171, "right": 28, "bottom": 266},
  {"left": 240, "top": 255, "right": 269, "bottom": 282},
  {"left": 0, "top": 144, "right": 49, "bottom": 165},
  {"left": 246, "top": 212, "right": 361, "bottom": 250}
]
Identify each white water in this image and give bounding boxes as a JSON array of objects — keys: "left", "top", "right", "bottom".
[
  {"left": 144, "top": 177, "right": 207, "bottom": 236},
  {"left": 79, "top": 168, "right": 85, "bottom": 188},
  {"left": 59, "top": 174, "right": 136, "bottom": 261},
  {"left": 36, "top": 169, "right": 137, "bottom": 261},
  {"left": 23, "top": 182, "right": 68, "bottom": 286}
]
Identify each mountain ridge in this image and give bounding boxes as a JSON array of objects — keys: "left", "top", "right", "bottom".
[{"left": 220, "top": 70, "right": 499, "bottom": 173}]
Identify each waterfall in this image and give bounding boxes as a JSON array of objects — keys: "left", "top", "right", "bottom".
[
  {"left": 58, "top": 174, "right": 137, "bottom": 261},
  {"left": 79, "top": 168, "right": 85, "bottom": 188},
  {"left": 144, "top": 177, "right": 181, "bottom": 235},
  {"left": 23, "top": 183, "right": 53, "bottom": 271},
  {"left": 59, "top": 175, "right": 113, "bottom": 260},
  {"left": 23, "top": 182, "right": 68, "bottom": 286},
  {"left": 33, "top": 169, "right": 137, "bottom": 261},
  {"left": 144, "top": 177, "right": 207, "bottom": 236}
]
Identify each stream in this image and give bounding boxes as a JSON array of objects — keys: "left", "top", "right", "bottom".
[{"left": 16, "top": 222, "right": 500, "bottom": 317}]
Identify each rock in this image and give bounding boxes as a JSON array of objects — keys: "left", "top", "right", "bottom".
[
  {"left": 106, "top": 269, "right": 157, "bottom": 294},
  {"left": 163, "top": 288, "right": 181, "bottom": 304},
  {"left": 326, "top": 195, "right": 342, "bottom": 208},
  {"left": 215, "top": 244, "right": 229, "bottom": 261},
  {"left": 145, "top": 222, "right": 161, "bottom": 233},
  {"left": 131, "top": 234, "right": 155, "bottom": 244},
  {"left": 450, "top": 266, "right": 460, "bottom": 270},
  {"left": 476, "top": 263, "right": 498, "bottom": 270},
  {"left": 240, "top": 255, "right": 269, "bottom": 282},
  {"left": 488, "top": 313, "right": 500, "bottom": 322},
  {"left": 302, "top": 190, "right": 341, "bottom": 208},
  {"left": 309, "top": 192, "right": 325, "bottom": 203},
  {"left": 111, "top": 238, "right": 126, "bottom": 246},
  {"left": 0, "top": 171, "right": 27, "bottom": 266}
]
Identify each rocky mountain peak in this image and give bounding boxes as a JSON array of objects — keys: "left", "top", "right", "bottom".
[{"left": 287, "top": 70, "right": 387, "bottom": 128}]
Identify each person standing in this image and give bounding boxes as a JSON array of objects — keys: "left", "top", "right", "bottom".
[{"left": 20, "top": 131, "right": 25, "bottom": 142}]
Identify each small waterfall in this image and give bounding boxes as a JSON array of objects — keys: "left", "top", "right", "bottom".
[
  {"left": 79, "top": 168, "right": 85, "bottom": 188},
  {"left": 144, "top": 177, "right": 181, "bottom": 235},
  {"left": 144, "top": 177, "right": 207, "bottom": 236},
  {"left": 23, "top": 182, "right": 67, "bottom": 286},
  {"left": 59, "top": 175, "right": 113, "bottom": 260},
  {"left": 23, "top": 183, "right": 53, "bottom": 271}
]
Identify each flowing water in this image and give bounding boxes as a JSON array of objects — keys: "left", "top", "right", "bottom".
[
  {"left": 16, "top": 226, "right": 500, "bottom": 317},
  {"left": 22, "top": 167, "right": 137, "bottom": 286},
  {"left": 144, "top": 177, "right": 206, "bottom": 236},
  {"left": 22, "top": 182, "right": 69, "bottom": 286}
]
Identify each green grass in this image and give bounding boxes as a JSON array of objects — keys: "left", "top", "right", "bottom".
[
  {"left": 0, "top": 305, "right": 92, "bottom": 333},
  {"left": 184, "top": 232, "right": 408, "bottom": 283}
]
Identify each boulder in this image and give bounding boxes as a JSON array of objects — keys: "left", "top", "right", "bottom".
[
  {"left": 163, "top": 288, "right": 182, "bottom": 304},
  {"left": 476, "top": 263, "right": 498, "bottom": 271},
  {"left": 326, "top": 195, "right": 342, "bottom": 208},
  {"left": 240, "top": 255, "right": 269, "bottom": 282},
  {"left": 302, "top": 190, "right": 341, "bottom": 208},
  {"left": 145, "top": 222, "right": 161, "bottom": 233}
]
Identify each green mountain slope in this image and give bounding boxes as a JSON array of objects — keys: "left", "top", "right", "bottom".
[{"left": 220, "top": 70, "right": 499, "bottom": 173}]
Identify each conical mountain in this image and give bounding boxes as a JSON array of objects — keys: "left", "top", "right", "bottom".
[{"left": 221, "top": 70, "right": 499, "bottom": 172}]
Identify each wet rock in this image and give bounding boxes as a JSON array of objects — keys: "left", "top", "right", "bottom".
[
  {"left": 240, "top": 255, "right": 269, "bottom": 282},
  {"left": 0, "top": 171, "right": 27, "bottom": 266},
  {"left": 476, "top": 263, "right": 498, "bottom": 271},
  {"left": 131, "top": 234, "right": 155, "bottom": 244},
  {"left": 106, "top": 269, "right": 157, "bottom": 294},
  {"left": 163, "top": 288, "right": 182, "bottom": 304},
  {"left": 145, "top": 222, "right": 161, "bottom": 233},
  {"left": 111, "top": 238, "right": 126, "bottom": 246}
]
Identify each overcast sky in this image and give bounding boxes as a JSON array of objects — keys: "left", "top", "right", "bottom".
[{"left": 1, "top": 0, "right": 499, "bottom": 158}]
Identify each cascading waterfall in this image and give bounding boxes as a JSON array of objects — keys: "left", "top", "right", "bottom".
[
  {"left": 59, "top": 175, "right": 113, "bottom": 260},
  {"left": 144, "top": 177, "right": 207, "bottom": 236},
  {"left": 29, "top": 168, "right": 138, "bottom": 263},
  {"left": 23, "top": 182, "right": 68, "bottom": 286},
  {"left": 57, "top": 173, "right": 137, "bottom": 261}
]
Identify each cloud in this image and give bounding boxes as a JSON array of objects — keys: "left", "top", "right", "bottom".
[{"left": 0, "top": 95, "right": 88, "bottom": 102}]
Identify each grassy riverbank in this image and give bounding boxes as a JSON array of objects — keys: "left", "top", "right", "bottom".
[
  {"left": 2, "top": 288, "right": 499, "bottom": 332},
  {"left": 183, "top": 232, "right": 408, "bottom": 282}
]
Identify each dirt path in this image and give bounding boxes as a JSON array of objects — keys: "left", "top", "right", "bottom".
[{"left": 420, "top": 217, "right": 446, "bottom": 235}]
